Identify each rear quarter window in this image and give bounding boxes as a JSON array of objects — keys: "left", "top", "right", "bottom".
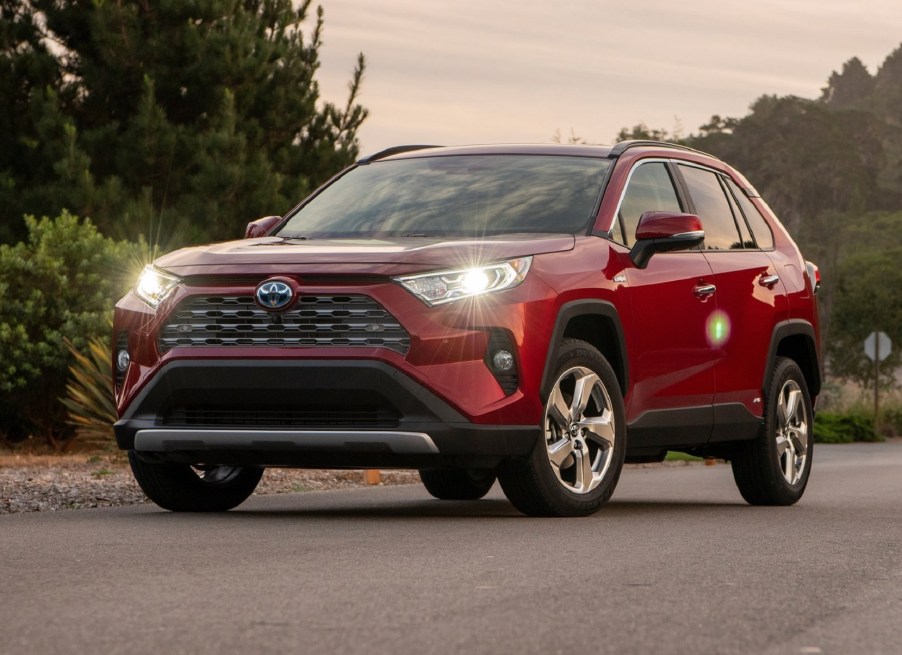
[{"left": 725, "top": 178, "right": 775, "bottom": 249}]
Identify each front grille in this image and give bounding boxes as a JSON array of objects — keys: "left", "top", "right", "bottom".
[{"left": 159, "top": 294, "right": 410, "bottom": 354}]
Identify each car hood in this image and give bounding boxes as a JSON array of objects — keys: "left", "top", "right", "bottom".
[{"left": 154, "top": 234, "right": 576, "bottom": 276}]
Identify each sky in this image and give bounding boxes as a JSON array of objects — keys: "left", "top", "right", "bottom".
[{"left": 312, "top": 0, "right": 902, "bottom": 155}]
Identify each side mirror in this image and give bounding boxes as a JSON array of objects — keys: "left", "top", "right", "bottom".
[
  {"left": 629, "top": 211, "right": 705, "bottom": 269},
  {"left": 245, "top": 215, "right": 282, "bottom": 239}
]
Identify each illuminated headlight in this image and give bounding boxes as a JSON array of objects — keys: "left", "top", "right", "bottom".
[
  {"left": 135, "top": 265, "right": 180, "bottom": 309},
  {"left": 395, "top": 257, "right": 532, "bottom": 306}
]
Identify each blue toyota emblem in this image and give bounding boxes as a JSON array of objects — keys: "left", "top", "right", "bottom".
[{"left": 255, "top": 280, "right": 293, "bottom": 311}]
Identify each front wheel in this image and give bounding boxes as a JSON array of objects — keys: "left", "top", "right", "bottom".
[
  {"left": 498, "top": 339, "right": 626, "bottom": 517},
  {"left": 128, "top": 452, "right": 263, "bottom": 512},
  {"left": 731, "top": 357, "right": 813, "bottom": 505}
]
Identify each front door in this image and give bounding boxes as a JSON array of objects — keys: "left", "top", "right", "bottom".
[{"left": 615, "top": 161, "right": 718, "bottom": 447}]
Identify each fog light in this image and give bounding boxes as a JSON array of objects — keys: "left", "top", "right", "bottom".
[
  {"left": 116, "top": 350, "right": 130, "bottom": 372},
  {"left": 492, "top": 349, "right": 514, "bottom": 371}
]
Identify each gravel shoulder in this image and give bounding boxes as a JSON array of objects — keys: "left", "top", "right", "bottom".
[
  {"left": 0, "top": 452, "right": 420, "bottom": 515},
  {"left": 9, "top": 437, "right": 892, "bottom": 515},
  {"left": 0, "top": 450, "right": 712, "bottom": 515}
]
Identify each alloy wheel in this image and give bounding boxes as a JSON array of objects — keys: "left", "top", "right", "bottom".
[
  {"left": 775, "top": 379, "right": 809, "bottom": 485},
  {"left": 544, "top": 366, "right": 616, "bottom": 494}
]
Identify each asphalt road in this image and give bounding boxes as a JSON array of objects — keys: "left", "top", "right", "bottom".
[{"left": 2, "top": 443, "right": 901, "bottom": 655}]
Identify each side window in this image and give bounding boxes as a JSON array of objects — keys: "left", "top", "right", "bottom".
[
  {"left": 724, "top": 178, "right": 775, "bottom": 249},
  {"left": 721, "top": 177, "right": 755, "bottom": 248},
  {"left": 617, "top": 162, "right": 681, "bottom": 246},
  {"left": 677, "top": 164, "right": 743, "bottom": 250}
]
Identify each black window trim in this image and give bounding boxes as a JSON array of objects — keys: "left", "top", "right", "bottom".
[
  {"left": 602, "top": 157, "right": 690, "bottom": 247},
  {"left": 671, "top": 161, "right": 751, "bottom": 253}
]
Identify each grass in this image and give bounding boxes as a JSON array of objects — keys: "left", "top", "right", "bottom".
[{"left": 816, "top": 379, "right": 902, "bottom": 439}]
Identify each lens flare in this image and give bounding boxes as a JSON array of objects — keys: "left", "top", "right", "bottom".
[
  {"left": 461, "top": 269, "right": 490, "bottom": 294},
  {"left": 706, "top": 310, "right": 731, "bottom": 347}
]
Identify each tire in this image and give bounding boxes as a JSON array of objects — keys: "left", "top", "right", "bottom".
[
  {"left": 128, "top": 452, "right": 263, "bottom": 512},
  {"left": 419, "top": 468, "right": 497, "bottom": 500},
  {"left": 498, "top": 339, "right": 626, "bottom": 517},
  {"left": 731, "top": 357, "right": 813, "bottom": 506}
]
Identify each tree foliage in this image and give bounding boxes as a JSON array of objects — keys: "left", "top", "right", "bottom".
[
  {"left": 820, "top": 57, "right": 876, "bottom": 110},
  {"left": 616, "top": 123, "right": 675, "bottom": 143},
  {"left": 672, "top": 45, "right": 902, "bottom": 386},
  {"left": 828, "top": 244, "right": 902, "bottom": 388},
  {"left": 0, "top": 212, "right": 134, "bottom": 442},
  {"left": 0, "top": 0, "right": 367, "bottom": 245},
  {"left": 688, "top": 95, "right": 884, "bottom": 235}
]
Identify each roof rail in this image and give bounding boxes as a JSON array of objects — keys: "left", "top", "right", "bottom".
[
  {"left": 608, "top": 139, "right": 717, "bottom": 159},
  {"left": 357, "top": 145, "right": 441, "bottom": 163}
]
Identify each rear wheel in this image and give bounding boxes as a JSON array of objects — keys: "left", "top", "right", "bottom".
[
  {"left": 128, "top": 452, "right": 263, "bottom": 512},
  {"left": 731, "top": 357, "right": 813, "bottom": 505},
  {"left": 419, "top": 468, "right": 497, "bottom": 500},
  {"left": 498, "top": 339, "right": 626, "bottom": 517}
]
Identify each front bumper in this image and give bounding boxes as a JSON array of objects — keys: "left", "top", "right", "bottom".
[{"left": 115, "top": 359, "right": 537, "bottom": 469}]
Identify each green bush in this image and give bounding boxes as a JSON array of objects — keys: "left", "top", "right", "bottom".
[
  {"left": 0, "top": 212, "right": 133, "bottom": 444},
  {"left": 813, "top": 412, "right": 882, "bottom": 443},
  {"left": 881, "top": 407, "right": 902, "bottom": 437}
]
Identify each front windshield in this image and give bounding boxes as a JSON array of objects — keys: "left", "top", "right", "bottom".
[{"left": 277, "top": 154, "right": 610, "bottom": 238}]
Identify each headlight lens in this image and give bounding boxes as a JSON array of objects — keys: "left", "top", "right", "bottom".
[
  {"left": 395, "top": 257, "right": 532, "bottom": 306},
  {"left": 135, "top": 265, "right": 180, "bottom": 308}
]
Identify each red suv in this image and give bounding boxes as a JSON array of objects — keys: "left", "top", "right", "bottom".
[{"left": 114, "top": 141, "right": 821, "bottom": 516}]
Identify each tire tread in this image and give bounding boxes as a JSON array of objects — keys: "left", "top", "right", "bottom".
[
  {"left": 419, "top": 468, "right": 496, "bottom": 500},
  {"left": 731, "top": 357, "right": 813, "bottom": 506},
  {"left": 128, "top": 452, "right": 263, "bottom": 512}
]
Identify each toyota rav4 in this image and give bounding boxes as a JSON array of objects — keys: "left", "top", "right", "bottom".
[{"left": 114, "top": 141, "right": 822, "bottom": 516}]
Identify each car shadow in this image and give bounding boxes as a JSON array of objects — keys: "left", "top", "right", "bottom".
[{"left": 124, "top": 495, "right": 754, "bottom": 521}]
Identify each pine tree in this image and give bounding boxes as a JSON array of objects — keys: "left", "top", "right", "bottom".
[
  {"left": 820, "top": 57, "right": 875, "bottom": 109},
  {"left": 0, "top": 0, "right": 74, "bottom": 242},
  {"left": 0, "top": 0, "right": 367, "bottom": 245}
]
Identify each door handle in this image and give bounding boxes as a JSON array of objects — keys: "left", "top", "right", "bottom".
[
  {"left": 759, "top": 274, "right": 780, "bottom": 288},
  {"left": 693, "top": 283, "right": 716, "bottom": 298}
]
